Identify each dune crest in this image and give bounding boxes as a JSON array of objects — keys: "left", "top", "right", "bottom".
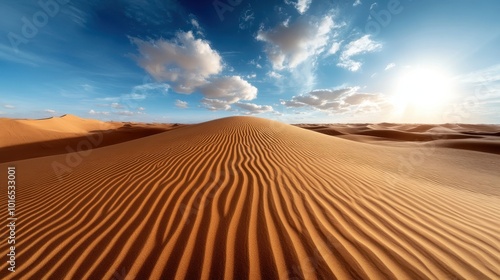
[{"left": 1, "top": 116, "right": 499, "bottom": 279}]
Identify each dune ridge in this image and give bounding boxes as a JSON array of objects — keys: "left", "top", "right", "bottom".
[{"left": 1, "top": 116, "right": 499, "bottom": 279}]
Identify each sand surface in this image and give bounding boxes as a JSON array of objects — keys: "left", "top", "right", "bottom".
[{"left": 1, "top": 116, "right": 499, "bottom": 279}]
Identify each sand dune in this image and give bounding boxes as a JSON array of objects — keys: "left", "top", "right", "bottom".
[
  {"left": 0, "top": 115, "right": 182, "bottom": 162},
  {"left": 1, "top": 116, "right": 499, "bottom": 279},
  {"left": 299, "top": 122, "right": 500, "bottom": 155},
  {"left": 0, "top": 114, "right": 116, "bottom": 148}
]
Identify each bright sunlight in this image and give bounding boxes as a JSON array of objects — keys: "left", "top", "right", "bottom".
[{"left": 392, "top": 66, "right": 454, "bottom": 117}]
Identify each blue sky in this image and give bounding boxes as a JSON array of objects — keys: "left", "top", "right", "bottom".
[{"left": 1, "top": 0, "right": 499, "bottom": 123}]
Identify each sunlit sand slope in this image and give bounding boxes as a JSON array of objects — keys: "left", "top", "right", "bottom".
[{"left": 1, "top": 116, "right": 499, "bottom": 279}]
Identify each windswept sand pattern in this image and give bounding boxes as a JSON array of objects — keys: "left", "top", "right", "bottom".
[{"left": 1, "top": 116, "right": 499, "bottom": 279}]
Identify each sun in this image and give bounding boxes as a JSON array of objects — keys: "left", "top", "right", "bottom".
[{"left": 391, "top": 66, "right": 454, "bottom": 117}]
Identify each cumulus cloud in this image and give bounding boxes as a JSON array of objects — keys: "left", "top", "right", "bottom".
[
  {"left": 131, "top": 31, "right": 222, "bottom": 93},
  {"left": 235, "top": 102, "right": 273, "bottom": 114},
  {"left": 201, "top": 98, "right": 231, "bottom": 111},
  {"left": 281, "top": 87, "right": 386, "bottom": 113},
  {"left": 343, "top": 92, "right": 383, "bottom": 105},
  {"left": 132, "top": 31, "right": 261, "bottom": 111},
  {"left": 256, "top": 15, "right": 339, "bottom": 70},
  {"left": 385, "top": 63, "right": 396, "bottom": 71},
  {"left": 338, "top": 35, "right": 382, "bottom": 71},
  {"left": 199, "top": 76, "right": 257, "bottom": 103},
  {"left": 282, "top": 88, "right": 353, "bottom": 110},
  {"left": 175, "top": 100, "right": 188, "bottom": 108},
  {"left": 197, "top": 75, "right": 258, "bottom": 111},
  {"left": 353, "top": 0, "right": 362, "bottom": 7}
]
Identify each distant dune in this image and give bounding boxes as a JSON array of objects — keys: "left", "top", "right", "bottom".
[
  {"left": 298, "top": 122, "right": 500, "bottom": 154},
  {"left": 1, "top": 116, "right": 499, "bottom": 279},
  {"left": 0, "top": 115, "right": 184, "bottom": 162}
]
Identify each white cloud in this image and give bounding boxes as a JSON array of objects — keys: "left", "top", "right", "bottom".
[
  {"left": 337, "top": 60, "right": 362, "bottom": 72},
  {"left": 343, "top": 92, "right": 383, "bottom": 105},
  {"left": 239, "top": 8, "right": 255, "bottom": 30},
  {"left": 353, "top": 0, "right": 362, "bottom": 7},
  {"left": 281, "top": 88, "right": 353, "bottom": 110},
  {"left": 256, "top": 15, "right": 340, "bottom": 70},
  {"left": 327, "top": 41, "right": 342, "bottom": 55},
  {"left": 249, "top": 58, "right": 262, "bottom": 69},
  {"left": 201, "top": 98, "right": 231, "bottom": 111},
  {"left": 131, "top": 31, "right": 222, "bottom": 93},
  {"left": 3, "top": 104, "right": 15, "bottom": 109},
  {"left": 175, "top": 100, "right": 188, "bottom": 108},
  {"left": 268, "top": 71, "right": 283, "bottom": 79},
  {"left": 44, "top": 109, "right": 56, "bottom": 114},
  {"left": 122, "top": 93, "right": 147, "bottom": 100},
  {"left": 111, "top": 102, "right": 124, "bottom": 109},
  {"left": 287, "top": 0, "right": 312, "bottom": 14},
  {"left": 114, "top": 110, "right": 135, "bottom": 116},
  {"left": 385, "top": 63, "right": 396, "bottom": 71},
  {"left": 370, "top": 3, "right": 378, "bottom": 10},
  {"left": 132, "top": 32, "right": 260, "bottom": 110},
  {"left": 338, "top": 35, "right": 382, "bottom": 71},
  {"left": 281, "top": 87, "right": 386, "bottom": 113},
  {"left": 190, "top": 18, "right": 200, "bottom": 29},
  {"left": 246, "top": 73, "right": 257, "bottom": 79},
  {"left": 89, "top": 109, "right": 109, "bottom": 116},
  {"left": 235, "top": 102, "right": 274, "bottom": 114},
  {"left": 133, "top": 83, "right": 170, "bottom": 94},
  {"left": 199, "top": 76, "right": 257, "bottom": 103}
]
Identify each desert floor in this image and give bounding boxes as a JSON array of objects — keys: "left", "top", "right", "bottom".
[{"left": 1, "top": 115, "right": 499, "bottom": 279}]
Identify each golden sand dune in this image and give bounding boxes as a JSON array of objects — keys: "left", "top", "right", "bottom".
[
  {"left": 299, "top": 123, "right": 500, "bottom": 155},
  {"left": 0, "top": 114, "right": 116, "bottom": 148},
  {"left": 0, "top": 115, "right": 182, "bottom": 162},
  {"left": 1, "top": 116, "right": 499, "bottom": 279}
]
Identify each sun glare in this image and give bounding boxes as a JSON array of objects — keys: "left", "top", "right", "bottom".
[{"left": 392, "top": 66, "right": 454, "bottom": 118}]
